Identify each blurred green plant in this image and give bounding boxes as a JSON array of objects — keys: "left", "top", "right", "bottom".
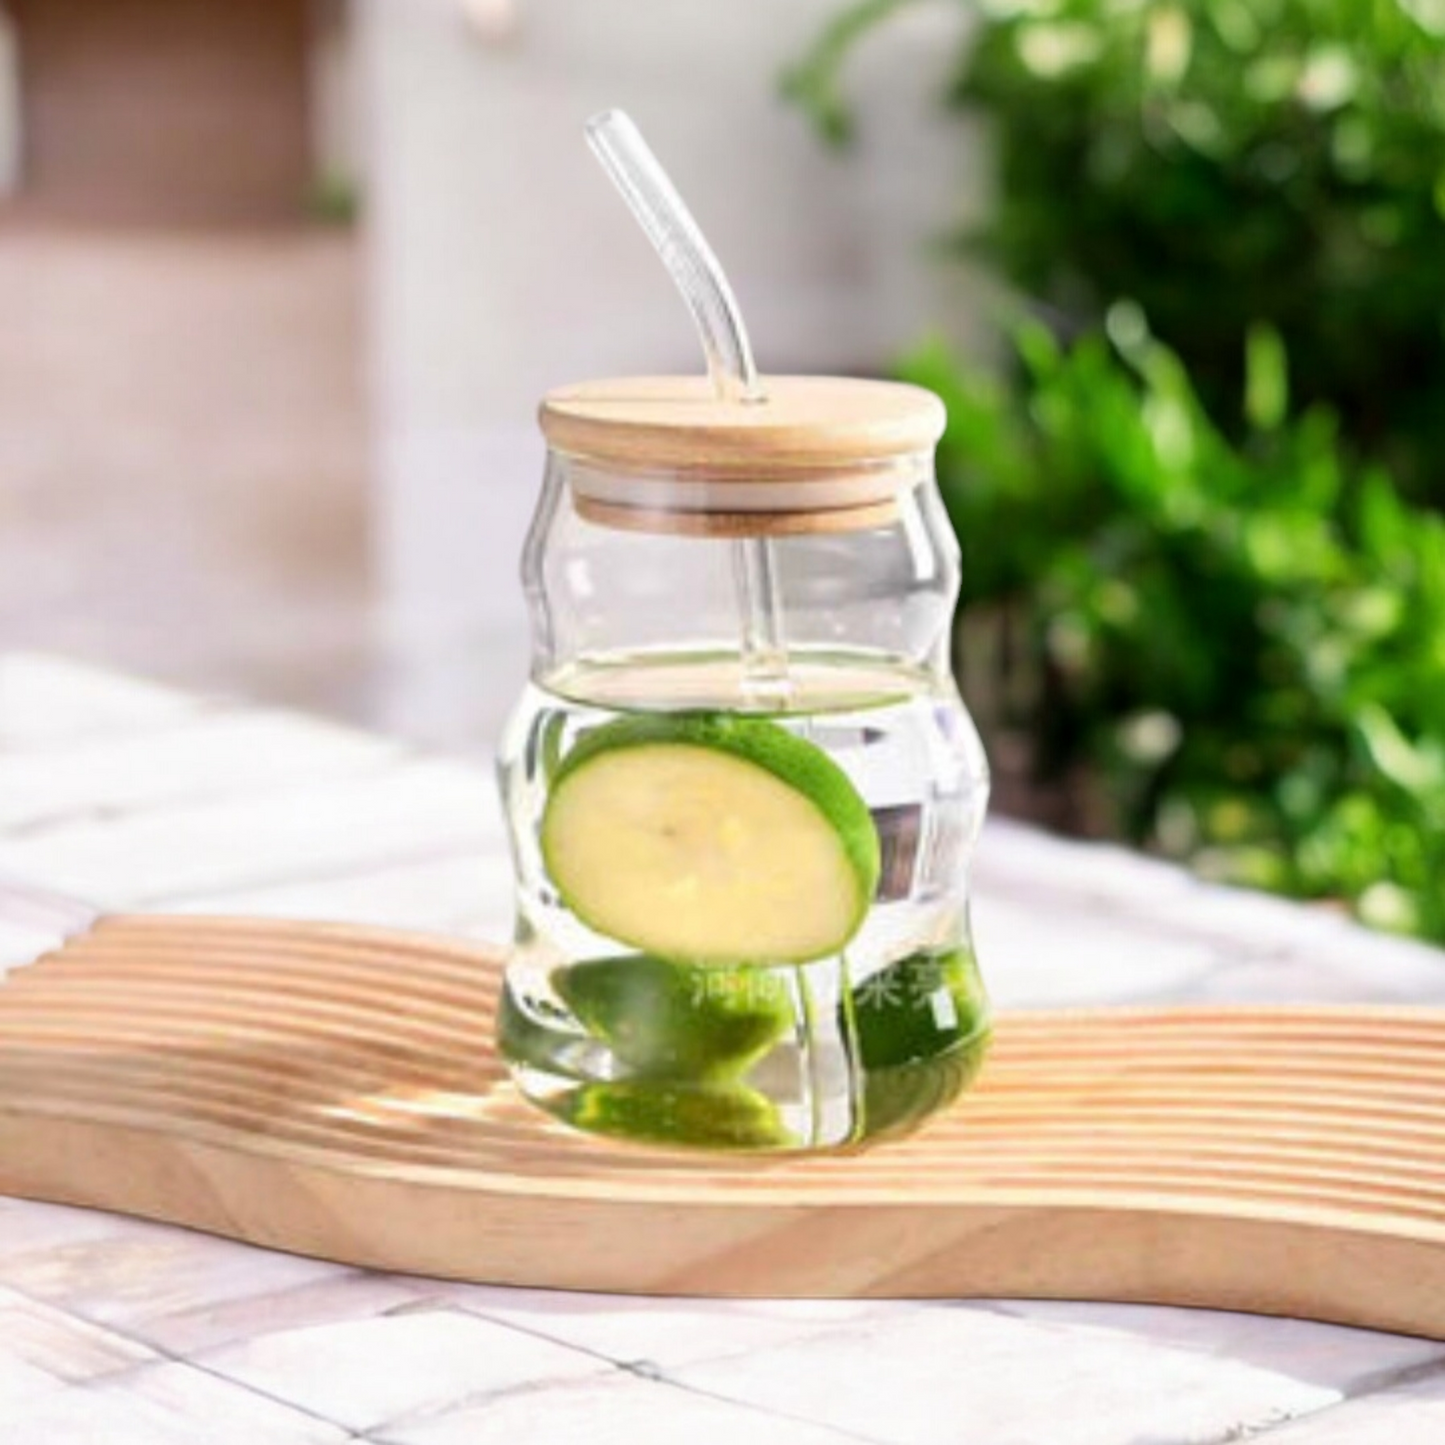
[
  {"left": 786, "top": 0, "right": 1445, "bottom": 496},
  {"left": 911, "top": 314, "right": 1445, "bottom": 941}
]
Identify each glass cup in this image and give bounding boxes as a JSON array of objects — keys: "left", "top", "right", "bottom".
[{"left": 496, "top": 375, "right": 991, "bottom": 1151}]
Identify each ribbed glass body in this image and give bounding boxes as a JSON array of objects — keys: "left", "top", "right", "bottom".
[{"left": 495, "top": 455, "right": 991, "bottom": 1151}]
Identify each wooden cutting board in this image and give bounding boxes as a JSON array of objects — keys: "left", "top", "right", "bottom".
[{"left": 1, "top": 914, "right": 1443, "bottom": 1338}]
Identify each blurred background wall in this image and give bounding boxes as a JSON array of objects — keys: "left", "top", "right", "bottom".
[
  {"left": 0, "top": 0, "right": 983, "bottom": 745},
  {"left": 5, "top": 0, "right": 1444, "bottom": 943}
]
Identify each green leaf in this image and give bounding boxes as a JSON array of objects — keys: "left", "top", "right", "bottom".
[
  {"left": 1353, "top": 704, "right": 1445, "bottom": 793},
  {"left": 781, "top": 0, "right": 927, "bottom": 147},
  {"left": 1245, "top": 323, "right": 1289, "bottom": 431},
  {"left": 786, "top": 0, "right": 1445, "bottom": 944}
]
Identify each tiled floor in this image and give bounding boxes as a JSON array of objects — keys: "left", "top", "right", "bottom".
[{"left": 2, "top": 655, "right": 1445, "bottom": 1443}]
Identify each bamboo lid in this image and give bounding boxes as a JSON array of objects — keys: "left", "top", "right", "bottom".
[{"left": 538, "top": 375, "right": 947, "bottom": 536}]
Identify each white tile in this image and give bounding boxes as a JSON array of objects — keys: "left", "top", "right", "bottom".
[
  {"left": 0, "top": 655, "right": 201, "bottom": 750},
  {"left": 0, "top": 1284, "right": 157, "bottom": 1381},
  {"left": 1304, "top": 929, "right": 1445, "bottom": 1003},
  {"left": 0, "top": 1352, "right": 67, "bottom": 1416},
  {"left": 139, "top": 1270, "right": 425, "bottom": 1355},
  {"left": 1169, "top": 934, "right": 1445, "bottom": 1005},
  {"left": 0, "top": 1221, "right": 344, "bottom": 1333},
  {"left": 985, "top": 1300, "right": 1445, "bottom": 1398},
  {"left": 675, "top": 1304, "right": 1350, "bottom": 1445},
  {"left": 972, "top": 823, "right": 1445, "bottom": 1007},
  {"left": 1123, "top": 880, "right": 1352, "bottom": 958},
  {"left": 972, "top": 894, "right": 1220, "bottom": 1008},
  {"left": 170, "top": 851, "right": 514, "bottom": 936},
  {"left": 376, "top": 1369, "right": 861, "bottom": 1445},
  {"left": 0, "top": 872, "right": 94, "bottom": 943},
  {"left": 976, "top": 819, "right": 1194, "bottom": 909},
  {"left": 1254, "top": 1367, "right": 1445, "bottom": 1441},
  {"left": 0, "top": 1360, "right": 349, "bottom": 1445},
  {"left": 201, "top": 1304, "right": 604, "bottom": 1433},
  {"left": 455, "top": 899, "right": 520, "bottom": 945},
  {"left": 1169, "top": 958, "right": 1406, "bottom": 1005},
  {"left": 0, "top": 760, "right": 501, "bottom": 908},
  {"left": 0, "top": 1199, "right": 148, "bottom": 1263},
  {"left": 0, "top": 711, "right": 402, "bottom": 832},
  {"left": 0, "top": 922, "right": 61, "bottom": 975},
  {"left": 436, "top": 1282, "right": 907, "bottom": 1369}
]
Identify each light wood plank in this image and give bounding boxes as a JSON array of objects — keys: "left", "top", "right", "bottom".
[{"left": 0, "top": 915, "right": 1442, "bottom": 1339}]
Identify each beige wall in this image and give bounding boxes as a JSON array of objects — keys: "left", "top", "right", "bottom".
[
  {"left": 0, "top": 4, "right": 19, "bottom": 196},
  {"left": 0, "top": 3, "right": 17, "bottom": 197},
  {"left": 3, "top": 0, "right": 316, "bottom": 225}
]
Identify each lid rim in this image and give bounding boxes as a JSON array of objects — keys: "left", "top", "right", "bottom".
[
  {"left": 546, "top": 444, "right": 936, "bottom": 480},
  {"left": 574, "top": 495, "right": 903, "bottom": 539},
  {"left": 538, "top": 374, "right": 947, "bottom": 478}
]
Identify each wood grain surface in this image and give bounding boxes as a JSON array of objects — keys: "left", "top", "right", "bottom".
[
  {"left": 2, "top": 914, "right": 1443, "bottom": 1338},
  {"left": 539, "top": 375, "right": 946, "bottom": 475},
  {"left": 542, "top": 374, "right": 941, "bottom": 536}
]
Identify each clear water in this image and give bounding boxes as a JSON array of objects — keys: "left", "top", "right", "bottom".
[{"left": 495, "top": 648, "right": 992, "bottom": 1150}]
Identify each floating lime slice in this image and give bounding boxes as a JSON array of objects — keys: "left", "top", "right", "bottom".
[
  {"left": 851, "top": 946, "right": 989, "bottom": 1068},
  {"left": 541, "top": 712, "right": 880, "bottom": 964},
  {"left": 554, "top": 1080, "right": 795, "bottom": 1150},
  {"left": 555, "top": 955, "right": 792, "bottom": 1082}
]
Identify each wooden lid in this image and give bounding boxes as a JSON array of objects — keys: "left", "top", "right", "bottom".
[{"left": 539, "top": 375, "right": 947, "bottom": 478}]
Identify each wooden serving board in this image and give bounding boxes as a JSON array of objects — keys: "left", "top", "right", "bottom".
[{"left": 1, "top": 915, "right": 1443, "bottom": 1338}]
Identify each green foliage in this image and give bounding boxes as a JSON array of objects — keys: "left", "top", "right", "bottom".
[
  {"left": 787, "top": 0, "right": 1445, "bottom": 940},
  {"left": 789, "top": 0, "right": 1445, "bottom": 495},
  {"left": 906, "top": 322, "right": 1445, "bottom": 941},
  {"left": 782, "top": 0, "right": 920, "bottom": 146}
]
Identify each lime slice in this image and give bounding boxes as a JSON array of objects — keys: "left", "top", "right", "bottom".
[
  {"left": 554, "top": 1080, "right": 795, "bottom": 1150},
  {"left": 851, "top": 946, "right": 990, "bottom": 1069},
  {"left": 536, "top": 709, "right": 569, "bottom": 784},
  {"left": 541, "top": 713, "right": 880, "bottom": 964},
  {"left": 556, "top": 955, "right": 791, "bottom": 1081},
  {"left": 847, "top": 946, "right": 992, "bottom": 1141},
  {"left": 857, "top": 1037, "right": 991, "bottom": 1142}
]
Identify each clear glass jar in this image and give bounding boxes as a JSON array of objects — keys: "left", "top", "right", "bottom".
[{"left": 496, "top": 376, "right": 991, "bottom": 1151}]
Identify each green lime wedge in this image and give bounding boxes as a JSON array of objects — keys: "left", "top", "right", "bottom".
[
  {"left": 851, "top": 946, "right": 990, "bottom": 1069},
  {"left": 555, "top": 955, "right": 792, "bottom": 1082},
  {"left": 541, "top": 712, "right": 880, "bottom": 964},
  {"left": 846, "top": 946, "right": 992, "bottom": 1141},
  {"left": 856, "top": 1036, "right": 991, "bottom": 1142},
  {"left": 554, "top": 1080, "right": 795, "bottom": 1150}
]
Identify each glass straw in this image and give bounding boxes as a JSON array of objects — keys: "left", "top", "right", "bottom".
[{"left": 585, "top": 109, "right": 791, "bottom": 703}]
